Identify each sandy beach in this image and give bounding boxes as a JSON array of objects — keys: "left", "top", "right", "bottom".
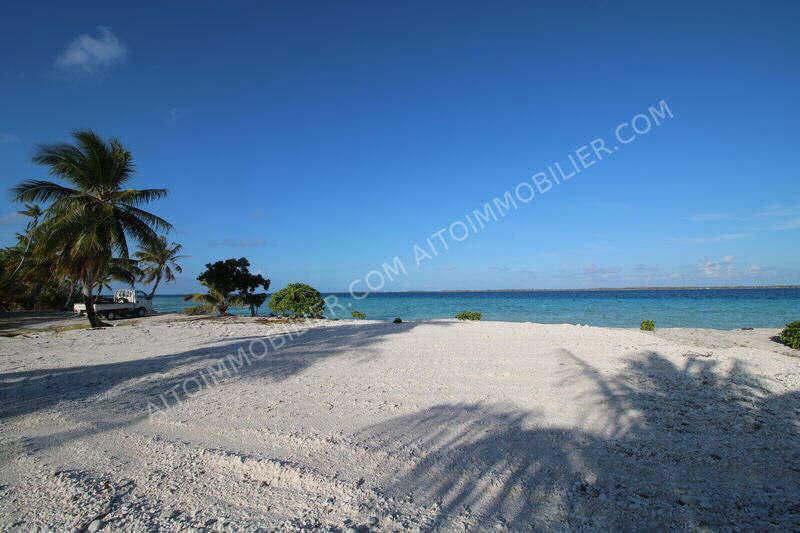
[{"left": 1, "top": 316, "right": 798, "bottom": 530}]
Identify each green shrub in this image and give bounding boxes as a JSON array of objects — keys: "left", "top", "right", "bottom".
[
  {"left": 456, "top": 311, "right": 482, "bottom": 321},
  {"left": 269, "top": 283, "right": 325, "bottom": 318},
  {"left": 393, "top": 317, "right": 402, "bottom": 324},
  {"left": 778, "top": 321, "right": 800, "bottom": 349},
  {"left": 640, "top": 320, "right": 655, "bottom": 331},
  {"left": 351, "top": 310, "right": 366, "bottom": 319},
  {"left": 183, "top": 304, "right": 213, "bottom": 315}
]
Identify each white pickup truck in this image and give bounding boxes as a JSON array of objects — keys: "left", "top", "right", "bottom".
[{"left": 74, "top": 289, "right": 154, "bottom": 320}]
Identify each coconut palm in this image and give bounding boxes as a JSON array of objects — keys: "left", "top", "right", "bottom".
[
  {"left": 11, "top": 130, "right": 171, "bottom": 327},
  {"left": 135, "top": 236, "right": 185, "bottom": 298},
  {"left": 183, "top": 282, "right": 243, "bottom": 316},
  {"left": 92, "top": 257, "right": 143, "bottom": 298},
  {"left": 8, "top": 204, "right": 42, "bottom": 279}
]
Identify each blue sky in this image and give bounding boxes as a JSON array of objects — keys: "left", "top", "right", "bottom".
[{"left": 1, "top": 1, "right": 799, "bottom": 292}]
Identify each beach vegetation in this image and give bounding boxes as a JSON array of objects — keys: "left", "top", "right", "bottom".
[
  {"left": 196, "top": 257, "right": 270, "bottom": 316},
  {"left": 183, "top": 304, "right": 214, "bottom": 316},
  {"left": 456, "top": 311, "right": 482, "bottom": 321},
  {"left": 269, "top": 283, "right": 325, "bottom": 318},
  {"left": 778, "top": 321, "right": 800, "bottom": 350},
  {"left": 183, "top": 281, "right": 243, "bottom": 316},
  {"left": 640, "top": 320, "right": 656, "bottom": 331},
  {"left": 351, "top": 310, "right": 366, "bottom": 319},
  {"left": 393, "top": 317, "right": 402, "bottom": 323},
  {"left": 10, "top": 130, "right": 170, "bottom": 326},
  {"left": 135, "top": 236, "right": 186, "bottom": 298}
]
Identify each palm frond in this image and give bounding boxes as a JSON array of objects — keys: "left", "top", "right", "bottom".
[{"left": 11, "top": 180, "right": 80, "bottom": 204}]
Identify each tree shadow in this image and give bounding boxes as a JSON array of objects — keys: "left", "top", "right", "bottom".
[
  {"left": 359, "top": 351, "right": 800, "bottom": 529},
  {"left": 0, "top": 321, "right": 421, "bottom": 427}
]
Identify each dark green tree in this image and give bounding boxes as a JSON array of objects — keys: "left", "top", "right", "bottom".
[{"left": 193, "top": 257, "right": 269, "bottom": 316}]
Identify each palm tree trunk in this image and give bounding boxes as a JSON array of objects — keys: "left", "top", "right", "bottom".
[
  {"left": 63, "top": 281, "right": 76, "bottom": 310},
  {"left": 9, "top": 221, "right": 36, "bottom": 280},
  {"left": 249, "top": 304, "right": 256, "bottom": 317},
  {"left": 81, "top": 277, "right": 103, "bottom": 328},
  {"left": 148, "top": 274, "right": 162, "bottom": 299}
]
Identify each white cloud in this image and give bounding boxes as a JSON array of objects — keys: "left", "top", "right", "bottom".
[{"left": 55, "top": 27, "right": 127, "bottom": 73}]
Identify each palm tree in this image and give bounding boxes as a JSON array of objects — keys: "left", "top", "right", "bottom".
[
  {"left": 135, "top": 236, "right": 185, "bottom": 298},
  {"left": 11, "top": 130, "right": 171, "bottom": 327},
  {"left": 92, "top": 257, "right": 142, "bottom": 299},
  {"left": 8, "top": 204, "right": 42, "bottom": 279},
  {"left": 183, "top": 282, "right": 243, "bottom": 316}
]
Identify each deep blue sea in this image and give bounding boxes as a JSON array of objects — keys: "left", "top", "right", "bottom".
[{"left": 153, "top": 288, "right": 800, "bottom": 329}]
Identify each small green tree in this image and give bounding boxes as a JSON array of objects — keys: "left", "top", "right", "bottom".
[
  {"left": 195, "top": 257, "right": 269, "bottom": 316},
  {"left": 183, "top": 281, "right": 242, "bottom": 316},
  {"left": 269, "top": 283, "right": 325, "bottom": 318},
  {"left": 351, "top": 310, "right": 366, "bottom": 319},
  {"left": 456, "top": 311, "right": 481, "bottom": 321}
]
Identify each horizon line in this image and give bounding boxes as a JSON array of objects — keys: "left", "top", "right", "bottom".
[{"left": 152, "top": 284, "right": 800, "bottom": 296}]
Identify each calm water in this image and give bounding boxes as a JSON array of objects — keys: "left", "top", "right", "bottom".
[{"left": 153, "top": 288, "right": 800, "bottom": 329}]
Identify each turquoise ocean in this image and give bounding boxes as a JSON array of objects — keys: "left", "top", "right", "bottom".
[{"left": 153, "top": 288, "right": 800, "bottom": 330}]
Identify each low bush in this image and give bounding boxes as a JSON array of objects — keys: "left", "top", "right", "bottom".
[
  {"left": 456, "top": 311, "right": 482, "bottom": 321},
  {"left": 183, "top": 304, "right": 213, "bottom": 315},
  {"left": 778, "top": 321, "right": 800, "bottom": 349},
  {"left": 640, "top": 320, "right": 655, "bottom": 331},
  {"left": 351, "top": 310, "right": 366, "bottom": 319},
  {"left": 269, "top": 283, "right": 325, "bottom": 318},
  {"left": 393, "top": 317, "right": 402, "bottom": 324}
]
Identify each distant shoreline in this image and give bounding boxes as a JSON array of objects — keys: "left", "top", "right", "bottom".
[{"left": 155, "top": 285, "right": 800, "bottom": 297}]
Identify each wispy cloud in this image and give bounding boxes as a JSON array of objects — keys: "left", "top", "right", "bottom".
[
  {"left": 757, "top": 204, "right": 798, "bottom": 218},
  {"left": 209, "top": 238, "right": 266, "bottom": 247},
  {"left": 687, "top": 212, "right": 733, "bottom": 222},
  {"left": 673, "top": 233, "right": 750, "bottom": 245},
  {"left": 55, "top": 27, "right": 127, "bottom": 74},
  {"left": 582, "top": 264, "right": 622, "bottom": 277},
  {"left": 697, "top": 255, "right": 736, "bottom": 277},
  {"left": 0, "top": 133, "right": 19, "bottom": 144},
  {"left": 774, "top": 218, "right": 800, "bottom": 231}
]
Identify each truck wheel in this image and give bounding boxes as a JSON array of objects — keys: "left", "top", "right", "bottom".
[
  {"left": 106, "top": 311, "right": 117, "bottom": 320},
  {"left": 136, "top": 307, "right": 146, "bottom": 317}
]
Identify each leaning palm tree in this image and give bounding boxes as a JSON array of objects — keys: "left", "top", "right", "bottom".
[
  {"left": 8, "top": 204, "right": 43, "bottom": 279},
  {"left": 12, "top": 130, "right": 171, "bottom": 327},
  {"left": 183, "top": 281, "right": 242, "bottom": 316},
  {"left": 135, "top": 236, "right": 185, "bottom": 298}
]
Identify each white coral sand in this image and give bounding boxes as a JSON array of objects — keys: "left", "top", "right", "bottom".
[{"left": 1, "top": 316, "right": 798, "bottom": 530}]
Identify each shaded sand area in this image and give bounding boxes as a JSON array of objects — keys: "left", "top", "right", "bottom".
[{"left": 1, "top": 317, "right": 798, "bottom": 530}]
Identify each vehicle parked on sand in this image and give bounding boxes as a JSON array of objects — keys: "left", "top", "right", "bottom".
[{"left": 73, "top": 289, "right": 154, "bottom": 320}]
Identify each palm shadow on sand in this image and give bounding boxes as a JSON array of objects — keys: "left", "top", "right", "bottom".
[
  {"left": 359, "top": 350, "right": 800, "bottom": 529},
  {"left": 0, "top": 321, "right": 426, "bottom": 443}
]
